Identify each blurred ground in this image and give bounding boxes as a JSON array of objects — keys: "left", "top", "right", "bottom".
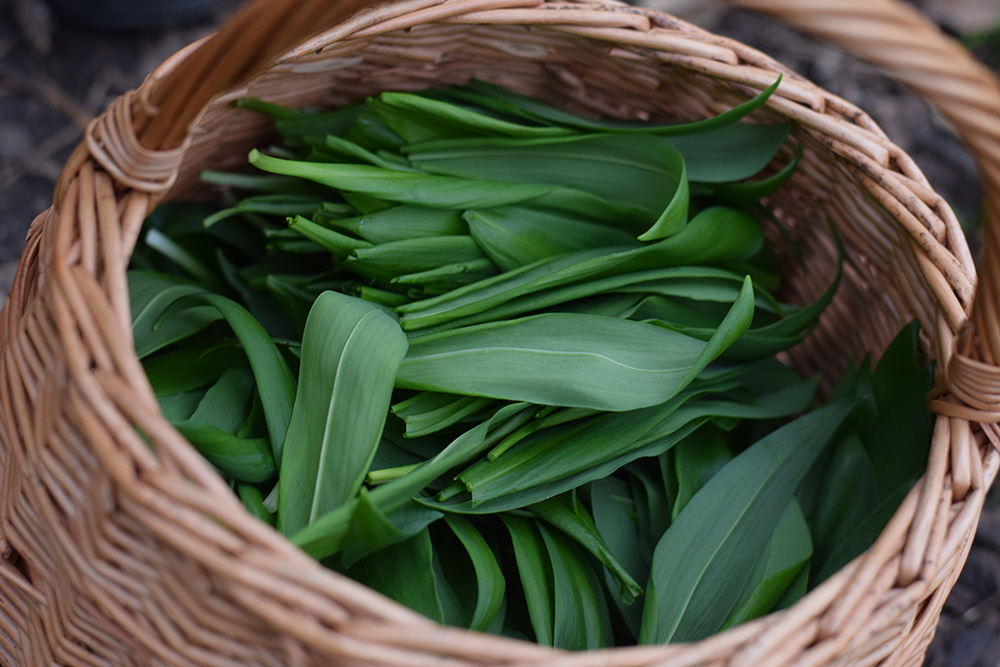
[{"left": 1, "top": 0, "right": 999, "bottom": 664}]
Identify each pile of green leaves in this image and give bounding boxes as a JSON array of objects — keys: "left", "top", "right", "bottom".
[{"left": 130, "top": 79, "right": 933, "bottom": 648}]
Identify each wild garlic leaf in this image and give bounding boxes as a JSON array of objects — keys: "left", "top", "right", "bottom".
[
  {"left": 502, "top": 514, "right": 556, "bottom": 645},
  {"left": 639, "top": 401, "right": 856, "bottom": 644},
  {"left": 346, "top": 527, "right": 445, "bottom": 623},
  {"left": 188, "top": 293, "right": 297, "bottom": 464},
  {"left": 391, "top": 391, "right": 497, "bottom": 438},
  {"left": 397, "top": 206, "right": 762, "bottom": 332},
  {"left": 449, "top": 77, "right": 781, "bottom": 136},
  {"left": 666, "top": 122, "right": 790, "bottom": 183},
  {"left": 808, "top": 434, "right": 880, "bottom": 578},
  {"left": 405, "top": 134, "right": 687, "bottom": 232},
  {"left": 237, "top": 482, "right": 275, "bottom": 526},
  {"left": 443, "top": 516, "right": 507, "bottom": 632},
  {"left": 376, "top": 91, "right": 574, "bottom": 139},
  {"left": 671, "top": 426, "right": 733, "bottom": 520},
  {"left": 129, "top": 272, "right": 220, "bottom": 358},
  {"left": 537, "top": 523, "right": 614, "bottom": 650},
  {"left": 398, "top": 282, "right": 750, "bottom": 412},
  {"left": 290, "top": 402, "right": 533, "bottom": 559},
  {"left": 325, "top": 205, "right": 466, "bottom": 244},
  {"left": 590, "top": 477, "right": 646, "bottom": 638},
  {"left": 530, "top": 494, "right": 644, "bottom": 604},
  {"left": 347, "top": 235, "right": 487, "bottom": 281},
  {"left": 277, "top": 291, "right": 408, "bottom": 536},
  {"left": 251, "top": 150, "right": 556, "bottom": 209},
  {"left": 721, "top": 499, "right": 812, "bottom": 630},
  {"left": 465, "top": 206, "right": 639, "bottom": 271}
]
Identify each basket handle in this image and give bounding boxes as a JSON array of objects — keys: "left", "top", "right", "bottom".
[
  {"left": 131, "top": 0, "right": 1000, "bottom": 417},
  {"left": 724, "top": 0, "right": 1000, "bottom": 418}
]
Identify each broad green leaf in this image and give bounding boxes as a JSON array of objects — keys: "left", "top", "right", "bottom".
[
  {"left": 391, "top": 392, "right": 497, "bottom": 438},
  {"left": 200, "top": 170, "right": 323, "bottom": 194},
  {"left": 405, "top": 134, "right": 687, "bottom": 231},
  {"left": 290, "top": 403, "right": 533, "bottom": 558},
  {"left": 177, "top": 422, "right": 274, "bottom": 483},
  {"left": 236, "top": 97, "right": 362, "bottom": 143},
  {"left": 346, "top": 527, "right": 445, "bottom": 623},
  {"left": 320, "top": 135, "right": 416, "bottom": 171},
  {"left": 590, "top": 477, "right": 645, "bottom": 638},
  {"left": 502, "top": 515, "right": 556, "bottom": 645},
  {"left": 809, "top": 434, "right": 880, "bottom": 575},
  {"left": 537, "top": 523, "right": 614, "bottom": 650},
  {"left": 186, "top": 365, "right": 255, "bottom": 433},
  {"left": 721, "top": 499, "right": 812, "bottom": 629},
  {"left": 393, "top": 258, "right": 498, "bottom": 292},
  {"left": 288, "top": 216, "right": 372, "bottom": 259},
  {"left": 278, "top": 291, "right": 408, "bottom": 535},
  {"left": 703, "top": 146, "right": 802, "bottom": 204},
  {"left": 397, "top": 206, "right": 762, "bottom": 331},
  {"left": 167, "top": 361, "right": 276, "bottom": 483},
  {"left": 449, "top": 77, "right": 781, "bottom": 136},
  {"left": 340, "top": 490, "right": 442, "bottom": 567},
  {"left": 129, "top": 271, "right": 219, "bottom": 358},
  {"left": 811, "top": 481, "right": 912, "bottom": 585},
  {"left": 443, "top": 516, "right": 506, "bottom": 632},
  {"left": 666, "top": 122, "right": 790, "bottom": 183},
  {"left": 376, "top": 91, "right": 574, "bottom": 139},
  {"left": 158, "top": 390, "right": 203, "bottom": 423},
  {"left": 426, "top": 266, "right": 760, "bottom": 333},
  {"left": 202, "top": 194, "right": 323, "bottom": 228},
  {"left": 326, "top": 205, "right": 466, "bottom": 244},
  {"left": 529, "top": 494, "right": 643, "bottom": 604},
  {"left": 345, "top": 106, "right": 406, "bottom": 152},
  {"left": 465, "top": 206, "right": 639, "bottom": 271},
  {"left": 347, "top": 236, "right": 487, "bottom": 280},
  {"left": 627, "top": 461, "right": 672, "bottom": 566},
  {"left": 142, "top": 343, "right": 245, "bottom": 397},
  {"left": 142, "top": 228, "right": 223, "bottom": 288},
  {"left": 866, "top": 321, "right": 934, "bottom": 496},
  {"left": 639, "top": 401, "right": 856, "bottom": 644},
  {"left": 188, "top": 293, "right": 296, "bottom": 464},
  {"left": 238, "top": 482, "right": 276, "bottom": 526},
  {"left": 250, "top": 150, "right": 556, "bottom": 209},
  {"left": 671, "top": 425, "right": 733, "bottom": 520},
  {"left": 425, "top": 373, "right": 818, "bottom": 514},
  {"left": 397, "top": 283, "right": 751, "bottom": 411}
]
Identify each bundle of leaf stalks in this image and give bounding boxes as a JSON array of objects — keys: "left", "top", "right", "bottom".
[{"left": 130, "top": 79, "right": 933, "bottom": 647}]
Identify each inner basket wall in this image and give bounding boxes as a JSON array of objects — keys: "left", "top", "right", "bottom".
[{"left": 170, "top": 21, "right": 936, "bottom": 384}]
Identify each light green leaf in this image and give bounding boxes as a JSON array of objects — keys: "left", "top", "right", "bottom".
[
  {"left": 277, "top": 291, "right": 408, "bottom": 535},
  {"left": 397, "top": 286, "right": 751, "bottom": 411}
]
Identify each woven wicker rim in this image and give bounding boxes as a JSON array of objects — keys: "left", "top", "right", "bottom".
[{"left": 2, "top": 0, "right": 999, "bottom": 664}]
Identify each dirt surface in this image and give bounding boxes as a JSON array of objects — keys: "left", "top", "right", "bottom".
[{"left": 1, "top": 0, "right": 999, "bottom": 664}]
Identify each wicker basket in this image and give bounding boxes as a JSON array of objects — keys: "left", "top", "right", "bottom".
[{"left": 2, "top": 0, "right": 999, "bottom": 664}]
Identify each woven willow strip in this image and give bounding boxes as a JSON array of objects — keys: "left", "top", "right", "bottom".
[{"left": 0, "top": 0, "right": 997, "bottom": 664}]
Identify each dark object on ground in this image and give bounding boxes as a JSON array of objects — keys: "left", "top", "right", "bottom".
[{"left": 44, "top": 0, "right": 220, "bottom": 28}]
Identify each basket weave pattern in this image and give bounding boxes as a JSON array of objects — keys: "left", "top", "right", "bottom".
[{"left": 0, "top": 0, "right": 998, "bottom": 664}]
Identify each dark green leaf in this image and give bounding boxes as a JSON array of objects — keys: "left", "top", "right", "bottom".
[{"left": 639, "top": 401, "right": 855, "bottom": 644}]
